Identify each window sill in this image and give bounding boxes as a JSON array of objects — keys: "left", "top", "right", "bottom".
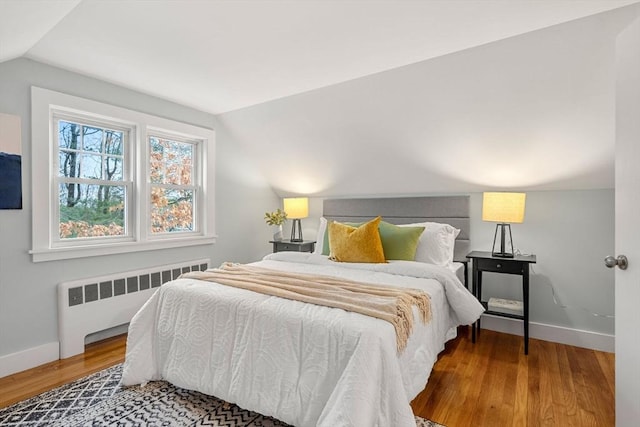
[{"left": 30, "top": 235, "right": 217, "bottom": 263}]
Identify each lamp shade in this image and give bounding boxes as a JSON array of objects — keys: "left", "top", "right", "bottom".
[
  {"left": 482, "top": 192, "right": 526, "bottom": 224},
  {"left": 283, "top": 197, "right": 309, "bottom": 219}
]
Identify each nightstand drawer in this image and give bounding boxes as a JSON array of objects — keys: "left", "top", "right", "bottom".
[
  {"left": 276, "top": 243, "right": 298, "bottom": 252},
  {"left": 271, "top": 240, "right": 315, "bottom": 253},
  {"left": 476, "top": 258, "right": 525, "bottom": 275}
]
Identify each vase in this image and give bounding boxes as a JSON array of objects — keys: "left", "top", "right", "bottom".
[{"left": 273, "top": 225, "right": 284, "bottom": 241}]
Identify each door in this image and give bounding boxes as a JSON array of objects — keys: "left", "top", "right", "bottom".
[{"left": 615, "top": 13, "right": 640, "bottom": 426}]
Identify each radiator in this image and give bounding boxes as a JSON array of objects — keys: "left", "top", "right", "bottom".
[{"left": 57, "top": 258, "right": 210, "bottom": 359}]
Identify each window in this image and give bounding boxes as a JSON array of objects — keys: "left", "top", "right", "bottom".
[
  {"left": 55, "top": 116, "right": 132, "bottom": 243},
  {"left": 31, "top": 87, "right": 215, "bottom": 262},
  {"left": 149, "top": 135, "right": 196, "bottom": 234}
]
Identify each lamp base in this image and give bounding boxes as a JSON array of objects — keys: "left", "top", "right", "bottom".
[
  {"left": 290, "top": 219, "right": 303, "bottom": 242},
  {"left": 491, "top": 223, "right": 515, "bottom": 258},
  {"left": 491, "top": 251, "right": 515, "bottom": 258}
]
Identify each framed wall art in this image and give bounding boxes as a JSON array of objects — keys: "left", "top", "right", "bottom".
[{"left": 0, "top": 113, "right": 22, "bottom": 210}]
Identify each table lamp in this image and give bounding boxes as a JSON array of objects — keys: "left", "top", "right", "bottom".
[
  {"left": 283, "top": 197, "right": 308, "bottom": 242},
  {"left": 482, "top": 192, "right": 526, "bottom": 258}
]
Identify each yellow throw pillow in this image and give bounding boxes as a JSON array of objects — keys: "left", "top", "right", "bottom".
[{"left": 328, "top": 216, "right": 386, "bottom": 263}]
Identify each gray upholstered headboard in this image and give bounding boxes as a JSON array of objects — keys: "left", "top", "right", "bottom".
[{"left": 322, "top": 196, "right": 470, "bottom": 262}]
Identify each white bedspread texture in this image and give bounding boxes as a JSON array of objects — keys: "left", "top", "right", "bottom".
[{"left": 122, "top": 252, "right": 483, "bottom": 427}]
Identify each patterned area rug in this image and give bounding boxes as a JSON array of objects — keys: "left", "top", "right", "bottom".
[{"left": 0, "top": 365, "right": 444, "bottom": 426}]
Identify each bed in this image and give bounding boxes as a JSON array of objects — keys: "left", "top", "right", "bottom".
[{"left": 121, "top": 196, "right": 484, "bottom": 427}]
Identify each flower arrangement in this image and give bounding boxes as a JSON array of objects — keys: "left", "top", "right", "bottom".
[{"left": 264, "top": 208, "right": 287, "bottom": 226}]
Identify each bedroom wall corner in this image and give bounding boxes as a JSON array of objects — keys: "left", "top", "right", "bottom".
[{"left": 212, "top": 120, "right": 282, "bottom": 263}]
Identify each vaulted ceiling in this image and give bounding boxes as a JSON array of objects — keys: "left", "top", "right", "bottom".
[
  {"left": 1, "top": 0, "right": 639, "bottom": 196},
  {"left": 218, "top": 5, "right": 638, "bottom": 195},
  {"left": 1, "top": 0, "right": 637, "bottom": 114}
]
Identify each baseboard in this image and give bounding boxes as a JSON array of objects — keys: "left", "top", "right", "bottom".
[
  {"left": 480, "top": 314, "right": 614, "bottom": 353},
  {"left": 0, "top": 342, "right": 59, "bottom": 378}
]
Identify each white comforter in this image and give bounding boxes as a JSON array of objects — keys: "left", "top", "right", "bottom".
[{"left": 122, "top": 252, "right": 483, "bottom": 427}]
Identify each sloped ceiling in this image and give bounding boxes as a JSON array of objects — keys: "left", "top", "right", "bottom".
[
  {"left": 0, "top": 0, "right": 637, "bottom": 114},
  {"left": 219, "top": 5, "right": 639, "bottom": 196},
  {"left": 0, "top": 0, "right": 81, "bottom": 62},
  {"left": 1, "top": 0, "right": 638, "bottom": 196}
]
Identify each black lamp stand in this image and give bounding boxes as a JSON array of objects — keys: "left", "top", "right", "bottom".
[
  {"left": 290, "top": 219, "right": 303, "bottom": 242},
  {"left": 492, "top": 223, "right": 514, "bottom": 258}
]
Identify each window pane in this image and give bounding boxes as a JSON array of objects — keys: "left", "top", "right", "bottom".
[
  {"left": 181, "top": 158, "right": 193, "bottom": 185},
  {"left": 150, "top": 137, "right": 164, "bottom": 184},
  {"left": 150, "top": 187, "right": 193, "bottom": 233},
  {"left": 149, "top": 137, "right": 194, "bottom": 185},
  {"left": 105, "top": 156, "right": 123, "bottom": 181},
  {"left": 83, "top": 126, "right": 103, "bottom": 152},
  {"left": 58, "top": 121, "right": 81, "bottom": 150},
  {"left": 150, "top": 136, "right": 163, "bottom": 154},
  {"left": 59, "top": 183, "right": 125, "bottom": 239},
  {"left": 105, "top": 130, "right": 123, "bottom": 155},
  {"left": 72, "top": 151, "right": 123, "bottom": 181},
  {"left": 79, "top": 153, "right": 103, "bottom": 180},
  {"left": 59, "top": 150, "right": 80, "bottom": 178},
  {"left": 166, "top": 162, "right": 192, "bottom": 185},
  {"left": 170, "top": 143, "right": 193, "bottom": 186}
]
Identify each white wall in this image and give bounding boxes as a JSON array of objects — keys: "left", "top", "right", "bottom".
[
  {"left": 218, "top": 9, "right": 628, "bottom": 351},
  {"left": 218, "top": 8, "right": 635, "bottom": 196},
  {"left": 471, "top": 191, "right": 614, "bottom": 335},
  {"left": 0, "top": 58, "right": 279, "bottom": 373}
]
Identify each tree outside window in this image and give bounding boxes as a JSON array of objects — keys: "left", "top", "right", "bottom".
[
  {"left": 57, "top": 120, "right": 127, "bottom": 239},
  {"left": 149, "top": 136, "right": 196, "bottom": 234}
]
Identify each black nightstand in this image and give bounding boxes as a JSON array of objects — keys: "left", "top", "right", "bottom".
[
  {"left": 466, "top": 250, "right": 537, "bottom": 355},
  {"left": 270, "top": 240, "right": 316, "bottom": 253}
]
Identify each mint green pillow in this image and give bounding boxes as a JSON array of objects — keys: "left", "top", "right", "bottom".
[{"left": 378, "top": 221, "right": 425, "bottom": 261}]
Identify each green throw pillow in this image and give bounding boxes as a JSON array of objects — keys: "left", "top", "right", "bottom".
[
  {"left": 378, "top": 221, "right": 425, "bottom": 261},
  {"left": 323, "top": 219, "right": 424, "bottom": 261}
]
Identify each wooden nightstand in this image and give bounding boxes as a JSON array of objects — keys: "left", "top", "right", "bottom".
[
  {"left": 466, "top": 250, "right": 537, "bottom": 355},
  {"left": 270, "top": 240, "right": 316, "bottom": 253}
]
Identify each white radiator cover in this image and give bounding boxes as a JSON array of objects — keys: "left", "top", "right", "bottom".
[{"left": 57, "top": 258, "right": 210, "bottom": 359}]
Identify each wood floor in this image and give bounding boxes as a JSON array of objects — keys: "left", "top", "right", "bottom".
[
  {"left": 410, "top": 327, "right": 615, "bottom": 427},
  {"left": 0, "top": 334, "right": 126, "bottom": 409},
  {"left": 0, "top": 328, "right": 615, "bottom": 426}
]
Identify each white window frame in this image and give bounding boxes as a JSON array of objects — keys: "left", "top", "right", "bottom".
[
  {"left": 31, "top": 87, "right": 216, "bottom": 262},
  {"left": 52, "top": 112, "right": 135, "bottom": 247},
  {"left": 146, "top": 130, "right": 203, "bottom": 239}
]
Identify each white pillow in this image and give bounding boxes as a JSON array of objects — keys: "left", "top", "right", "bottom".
[
  {"left": 399, "top": 222, "right": 460, "bottom": 267},
  {"left": 313, "top": 217, "right": 327, "bottom": 255}
]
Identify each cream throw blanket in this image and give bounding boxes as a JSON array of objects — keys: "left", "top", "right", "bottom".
[{"left": 181, "top": 263, "right": 431, "bottom": 352}]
